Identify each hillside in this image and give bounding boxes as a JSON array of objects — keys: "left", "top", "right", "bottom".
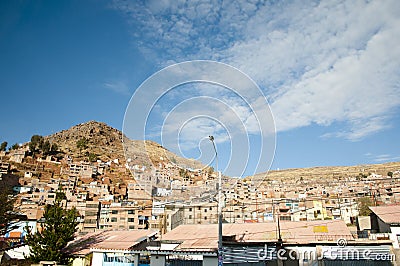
[
  {"left": 46, "top": 121, "right": 205, "bottom": 169},
  {"left": 252, "top": 161, "right": 400, "bottom": 186},
  {"left": 43, "top": 121, "right": 400, "bottom": 185}
]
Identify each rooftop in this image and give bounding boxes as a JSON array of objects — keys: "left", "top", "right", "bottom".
[
  {"left": 369, "top": 205, "right": 400, "bottom": 225},
  {"left": 66, "top": 229, "right": 157, "bottom": 255},
  {"left": 161, "top": 220, "right": 353, "bottom": 251}
]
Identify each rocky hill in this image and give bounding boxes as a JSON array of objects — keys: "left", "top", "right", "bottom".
[
  {"left": 46, "top": 121, "right": 205, "bottom": 169},
  {"left": 252, "top": 161, "right": 400, "bottom": 186},
  {"left": 43, "top": 121, "right": 400, "bottom": 184}
]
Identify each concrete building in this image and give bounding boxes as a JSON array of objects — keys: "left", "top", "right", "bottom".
[{"left": 370, "top": 205, "right": 400, "bottom": 248}]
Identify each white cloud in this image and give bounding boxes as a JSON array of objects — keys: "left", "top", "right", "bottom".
[
  {"left": 103, "top": 81, "right": 131, "bottom": 95},
  {"left": 373, "top": 154, "right": 400, "bottom": 163},
  {"left": 113, "top": 0, "right": 400, "bottom": 141},
  {"left": 364, "top": 152, "right": 400, "bottom": 163}
]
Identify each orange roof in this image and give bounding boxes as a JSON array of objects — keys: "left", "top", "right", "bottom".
[{"left": 9, "top": 232, "right": 21, "bottom": 238}]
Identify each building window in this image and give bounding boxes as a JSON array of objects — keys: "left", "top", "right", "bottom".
[
  {"left": 280, "top": 216, "right": 291, "bottom": 221},
  {"left": 189, "top": 208, "right": 192, "bottom": 212},
  {"left": 204, "top": 216, "right": 207, "bottom": 220},
  {"left": 128, "top": 210, "right": 135, "bottom": 214},
  {"left": 209, "top": 207, "right": 212, "bottom": 210},
  {"left": 204, "top": 209, "right": 207, "bottom": 213},
  {"left": 129, "top": 225, "right": 135, "bottom": 229},
  {"left": 111, "top": 217, "right": 117, "bottom": 222},
  {"left": 128, "top": 218, "right": 134, "bottom": 222},
  {"left": 189, "top": 215, "right": 192, "bottom": 219},
  {"left": 111, "top": 210, "right": 118, "bottom": 214},
  {"left": 198, "top": 207, "right": 201, "bottom": 210}
]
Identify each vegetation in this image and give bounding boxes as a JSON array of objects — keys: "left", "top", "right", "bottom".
[
  {"left": 358, "top": 196, "right": 374, "bottom": 216},
  {"left": 10, "top": 143, "right": 20, "bottom": 150},
  {"left": 388, "top": 171, "right": 393, "bottom": 177},
  {"left": 358, "top": 173, "right": 368, "bottom": 179},
  {"left": 76, "top": 137, "right": 88, "bottom": 155},
  {"left": 41, "top": 140, "right": 51, "bottom": 155},
  {"left": 88, "top": 152, "right": 98, "bottom": 162},
  {"left": 50, "top": 143, "right": 58, "bottom": 152},
  {"left": 25, "top": 198, "right": 79, "bottom": 264},
  {"left": 29, "top": 135, "right": 44, "bottom": 152},
  {"left": 0, "top": 141, "right": 7, "bottom": 151},
  {"left": 0, "top": 189, "right": 16, "bottom": 232}
]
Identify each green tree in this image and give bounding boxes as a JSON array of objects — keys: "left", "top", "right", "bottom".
[
  {"left": 0, "top": 141, "right": 7, "bottom": 151},
  {"left": 76, "top": 137, "right": 88, "bottom": 155},
  {"left": 42, "top": 140, "right": 51, "bottom": 155},
  {"left": 0, "top": 189, "right": 16, "bottom": 232},
  {"left": 88, "top": 152, "right": 97, "bottom": 162},
  {"left": 30, "top": 135, "right": 44, "bottom": 152},
  {"left": 25, "top": 199, "right": 79, "bottom": 264},
  {"left": 358, "top": 197, "right": 374, "bottom": 216},
  {"left": 29, "top": 142, "right": 36, "bottom": 153},
  {"left": 50, "top": 143, "right": 58, "bottom": 152},
  {"left": 10, "top": 143, "right": 20, "bottom": 150},
  {"left": 388, "top": 171, "right": 393, "bottom": 178}
]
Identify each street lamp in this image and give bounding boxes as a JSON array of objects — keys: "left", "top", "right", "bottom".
[{"left": 209, "top": 135, "right": 223, "bottom": 266}]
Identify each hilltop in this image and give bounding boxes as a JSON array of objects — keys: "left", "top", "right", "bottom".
[
  {"left": 24, "top": 120, "right": 400, "bottom": 184},
  {"left": 46, "top": 120, "right": 205, "bottom": 169},
  {"left": 254, "top": 161, "right": 400, "bottom": 186}
]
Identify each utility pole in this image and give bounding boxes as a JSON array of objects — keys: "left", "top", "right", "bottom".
[{"left": 209, "top": 136, "right": 223, "bottom": 266}]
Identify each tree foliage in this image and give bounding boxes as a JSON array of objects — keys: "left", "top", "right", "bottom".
[
  {"left": 88, "top": 152, "right": 97, "bottom": 162},
  {"left": 10, "top": 143, "right": 20, "bottom": 150},
  {"left": 388, "top": 171, "right": 393, "bottom": 178},
  {"left": 50, "top": 143, "right": 58, "bottom": 152},
  {"left": 358, "top": 197, "right": 374, "bottom": 216},
  {"left": 25, "top": 199, "right": 79, "bottom": 264},
  {"left": 0, "top": 141, "right": 7, "bottom": 151},
  {"left": 0, "top": 189, "right": 16, "bottom": 231},
  {"left": 76, "top": 137, "right": 88, "bottom": 153},
  {"left": 29, "top": 135, "right": 44, "bottom": 152},
  {"left": 42, "top": 140, "right": 51, "bottom": 155}
]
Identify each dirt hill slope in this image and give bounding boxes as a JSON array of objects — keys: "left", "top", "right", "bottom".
[{"left": 46, "top": 121, "right": 205, "bottom": 169}]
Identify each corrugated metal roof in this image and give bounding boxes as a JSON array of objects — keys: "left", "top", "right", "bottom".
[
  {"left": 370, "top": 205, "right": 400, "bottom": 224},
  {"left": 66, "top": 229, "right": 157, "bottom": 255},
  {"left": 161, "top": 220, "right": 353, "bottom": 250}
]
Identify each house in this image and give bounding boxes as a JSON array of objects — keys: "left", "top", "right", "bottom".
[
  {"left": 0, "top": 244, "right": 30, "bottom": 262},
  {"left": 66, "top": 230, "right": 157, "bottom": 266},
  {"left": 370, "top": 205, "right": 400, "bottom": 248},
  {"left": 9, "top": 149, "right": 26, "bottom": 163},
  {"left": 155, "top": 220, "right": 392, "bottom": 265},
  {"left": 0, "top": 162, "right": 10, "bottom": 175}
]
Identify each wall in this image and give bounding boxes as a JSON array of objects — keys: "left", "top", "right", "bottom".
[
  {"left": 92, "top": 252, "right": 103, "bottom": 266},
  {"left": 390, "top": 226, "right": 400, "bottom": 248},
  {"left": 203, "top": 256, "right": 218, "bottom": 266},
  {"left": 150, "top": 254, "right": 165, "bottom": 266}
]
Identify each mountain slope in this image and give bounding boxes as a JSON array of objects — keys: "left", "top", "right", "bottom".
[{"left": 46, "top": 121, "right": 205, "bottom": 169}]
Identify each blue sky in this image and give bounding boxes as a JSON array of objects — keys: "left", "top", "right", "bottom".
[{"left": 1, "top": 0, "right": 400, "bottom": 177}]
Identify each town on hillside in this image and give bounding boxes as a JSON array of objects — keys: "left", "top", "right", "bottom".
[{"left": 1, "top": 122, "right": 400, "bottom": 265}]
